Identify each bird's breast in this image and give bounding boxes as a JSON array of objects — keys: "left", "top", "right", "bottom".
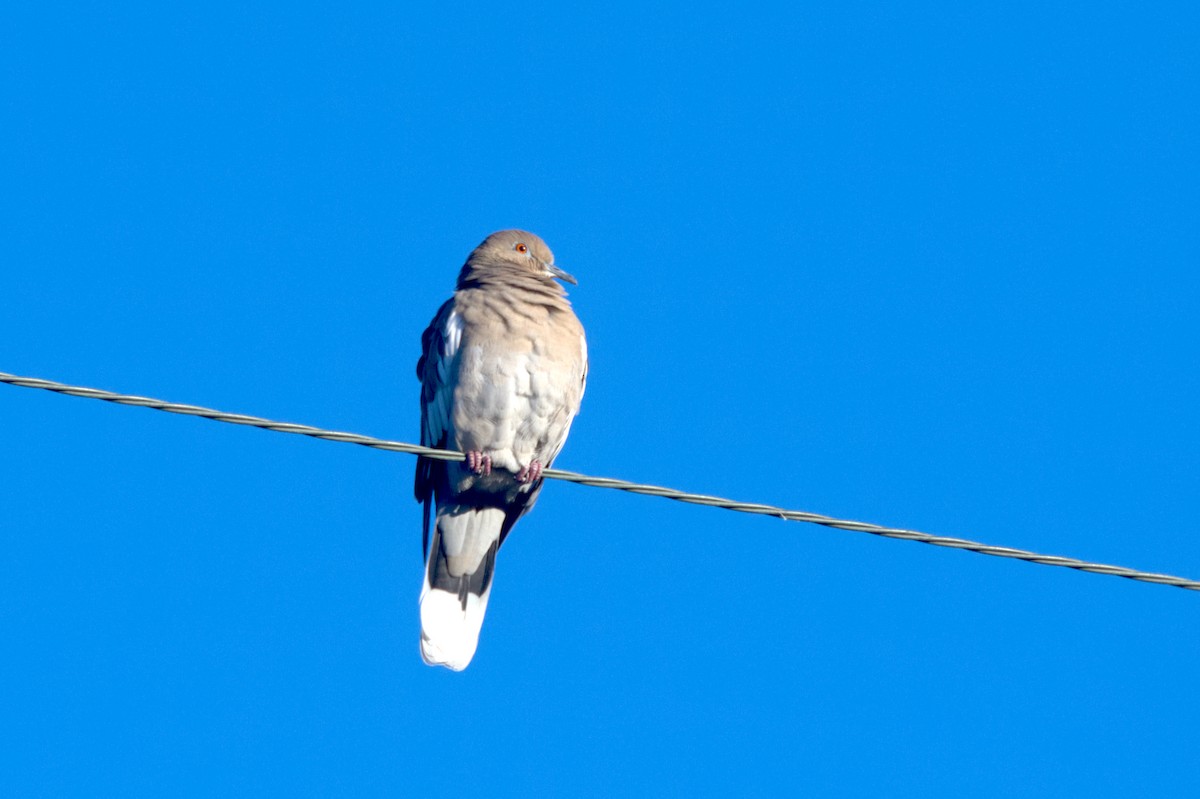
[{"left": 450, "top": 325, "right": 585, "bottom": 475}]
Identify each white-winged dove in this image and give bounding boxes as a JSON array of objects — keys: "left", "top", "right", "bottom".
[{"left": 414, "top": 230, "right": 588, "bottom": 670}]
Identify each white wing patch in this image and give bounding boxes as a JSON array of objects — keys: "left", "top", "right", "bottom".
[
  {"left": 442, "top": 308, "right": 464, "bottom": 359},
  {"left": 579, "top": 335, "right": 588, "bottom": 398}
]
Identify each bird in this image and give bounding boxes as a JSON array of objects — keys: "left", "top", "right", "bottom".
[{"left": 414, "top": 230, "right": 588, "bottom": 671}]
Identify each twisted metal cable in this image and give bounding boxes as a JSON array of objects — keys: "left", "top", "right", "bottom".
[{"left": 3, "top": 369, "right": 1198, "bottom": 592}]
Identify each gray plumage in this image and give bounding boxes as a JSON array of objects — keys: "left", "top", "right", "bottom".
[{"left": 414, "top": 230, "right": 587, "bottom": 670}]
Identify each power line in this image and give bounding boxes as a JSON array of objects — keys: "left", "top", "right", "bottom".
[{"left": 3, "top": 369, "right": 1198, "bottom": 593}]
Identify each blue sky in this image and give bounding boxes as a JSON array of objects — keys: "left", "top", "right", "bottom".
[{"left": 2, "top": 2, "right": 1198, "bottom": 795}]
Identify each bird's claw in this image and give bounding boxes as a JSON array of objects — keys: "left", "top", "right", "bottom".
[
  {"left": 516, "top": 460, "right": 543, "bottom": 484},
  {"left": 466, "top": 451, "right": 492, "bottom": 476}
]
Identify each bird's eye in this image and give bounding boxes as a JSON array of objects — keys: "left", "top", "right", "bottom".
[{"left": 515, "top": 243, "right": 528, "bottom": 254}]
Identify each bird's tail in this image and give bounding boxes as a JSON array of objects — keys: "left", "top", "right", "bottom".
[{"left": 419, "top": 505, "right": 504, "bottom": 671}]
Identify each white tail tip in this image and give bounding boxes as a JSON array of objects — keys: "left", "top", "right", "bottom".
[{"left": 419, "top": 586, "right": 491, "bottom": 671}]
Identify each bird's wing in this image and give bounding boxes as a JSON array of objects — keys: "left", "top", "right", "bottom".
[
  {"left": 415, "top": 297, "right": 463, "bottom": 555},
  {"left": 543, "top": 314, "right": 589, "bottom": 466}
]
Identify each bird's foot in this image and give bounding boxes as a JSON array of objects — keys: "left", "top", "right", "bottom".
[
  {"left": 465, "top": 451, "right": 492, "bottom": 476},
  {"left": 516, "top": 460, "right": 543, "bottom": 483}
]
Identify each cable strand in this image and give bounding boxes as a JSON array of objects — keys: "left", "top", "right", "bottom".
[{"left": 3, "top": 369, "right": 1197, "bottom": 592}]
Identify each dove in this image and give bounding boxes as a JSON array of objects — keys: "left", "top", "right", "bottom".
[{"left": 414, "top": 230, "right": 587, "bottom": 670}]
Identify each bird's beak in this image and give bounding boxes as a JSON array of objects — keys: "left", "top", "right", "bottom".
[{"left": 547, "top": 264, "right": 578, "bottom": 285}]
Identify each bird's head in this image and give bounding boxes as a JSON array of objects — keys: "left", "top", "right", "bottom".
[{"left": 467, "top": 229, "right": 578, "bottom": 285}]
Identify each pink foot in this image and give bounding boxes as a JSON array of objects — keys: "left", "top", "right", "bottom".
[
  {"left": 465, "top": 451, "right": 492, "bottom": 476},
  {"left": 516, "top": 460, "right": 543, "bottom": 483}
]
